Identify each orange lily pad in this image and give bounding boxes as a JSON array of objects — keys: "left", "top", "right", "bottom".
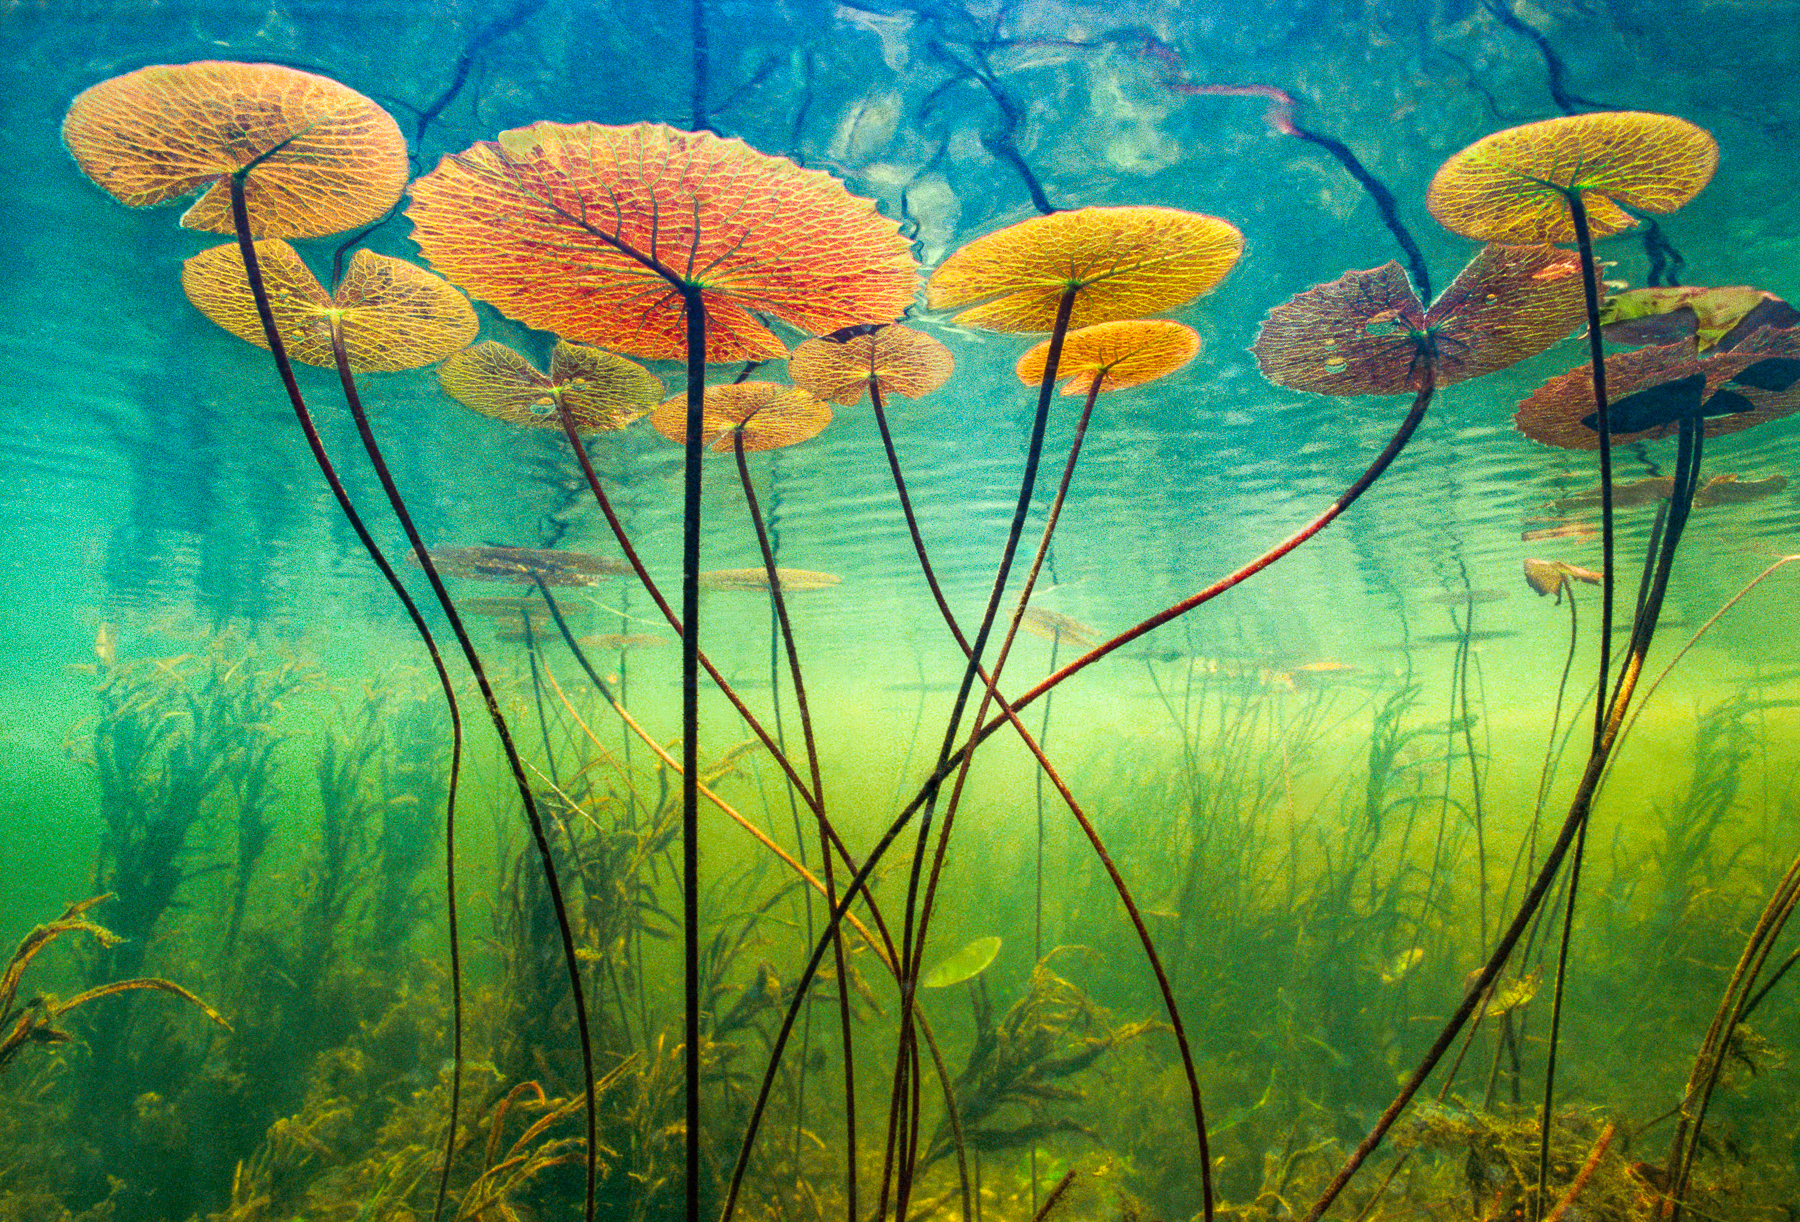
[
  {"left": 697, "top": 568, "right": 841, "bottom": 591},
  {"left": 649, "top": 383, "right": 832, "bottom": 452},
  {"left": 1254, "top": 244, "right": 1584, "bottom": 395},
  {"left": 1015, "top": 319, "right": 1200, "bottom": 395},
  {"left": 1514, "top": 328, "right": 1800, "bottom": 450},
  {"left": 1427, "top": 112, "right": 1717, "bottom": 244},
  {"left": 63, "top": 61, "right": 408, "bottom": 238},
  {"left": 787, "top": 325, "right": 955, "bottom": 406},
  {"left": 439, "top": 341, "right": 661, "bottom": 434},
  {"left": 926, "top": 205, "right": 1242, "bottom": 333},
  {"left": 407, "top": 122, "right": 919, "bottom": 363},
  {"left": 182, "top": 240, "right": 477, "bottom": 372}
]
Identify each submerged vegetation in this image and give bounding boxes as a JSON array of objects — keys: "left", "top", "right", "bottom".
[{"left": 6, "top": 2, "right": 1799, "bottom": 1222}]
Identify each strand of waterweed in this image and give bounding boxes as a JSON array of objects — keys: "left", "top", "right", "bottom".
[
  {"left": 221, "top": 166, "right": 473, "bottom": 1222},
  {"left": 732, "top": 429, "right": 859, "bottom": 1222}
]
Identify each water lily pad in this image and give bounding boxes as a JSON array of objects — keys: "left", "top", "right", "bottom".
[
  {"left": 926, "top": 206, "right": 1241, "bottom": 333},
  {"left": 1015, "top": 319, "right": 1200, "bottom": 395},
  {"left": 439, "top": 341, "right": 661, "bottom": 434},
  {"left": 649, "top": 383, "right": 832, "bottom": 452},
  {"left": 787, "top": 324, "right": 955, "bottom": 406}
]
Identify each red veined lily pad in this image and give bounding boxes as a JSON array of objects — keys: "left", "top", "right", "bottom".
[
  {"left": 407, "top": 121, "right": 919, "bottom": 363},
  {"left": 649, "top": 383, "right": 832, "bottom": 452},
  {"left": 1253, "top": 244, "right": 1585, "bottom": 395}
]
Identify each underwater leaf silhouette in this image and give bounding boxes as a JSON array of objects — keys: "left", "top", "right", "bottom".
[
  {"left": 1602, "top": 286, "right": 1800, "bottom": 351},
  {"left": 407, "top": 122, "right": 918, "bottom": 362},
  {"left": 787, "top": 325, "right": 955, "bottom": 407},
  {"left": 439, "top": 341, "right": 662, "bottom": 434},
  {"left": 414, "top": 546, "right": 629, "bottom": 585},
  {"left": 1426, "top": 112, "right": 1717, "bottom": 244},
  {"left": 63, "top": 61, "right": 408, "bottom": 238},
  {"left": 1514, "top": 328, "right": 1800, "bottom": 449},
  {"left": 1253, "top": 244, "right": 1583, "bottom": 395},
  {"left": 697, "top": 567, "right": 841, "bottom": 592},
  {"left": 649, "top": 383, "right": 832, "bottom": 452},
  {"left": 926, "top": 206, "right": 1242, "bottom": 332},
  {"left": 919, "top": 936, "right": 1002, "bottom": 989},
  {"left": 183, "top": 241, "right": 477, "bottom": 371},
  {"left": 1523, "top": 558, "right": 1602, "bottom": 597},
  {"left": 1015, "top": 319, "right": 1200, "bottom": 394}
]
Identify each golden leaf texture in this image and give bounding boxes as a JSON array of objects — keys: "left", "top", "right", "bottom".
[
  {"left": 439, "top": 341, "right": 661, "bottom": 434},
  {"left": 1514, "top": 328, "right": 1800, "bottom": 450},
  {"left": 1602, "top": 286, "right": 1800, "bottom": 351},
  {"left": 649, "top": 383, "right": 832, "bottom": 452},
  {"left": 64, "top": 61, "right": 407, "bottom": 238},
  {"left": 697, "top": 568, "right": 842, "bottom": 592},
  {"left": 787, "top": 325, "right": 955, "bottom": 406},
  {"left": 1253, "top": 244, "right": 1583, "bottom": 395},
  {"left": 182, "top": 242, "right": 477, "bottom": 372},
  {"left": 407, "top": 122, "right": 919, "bottom": 363},
  {"left": 1015, "top": 319, "right": 1200, "bottom": 395},
  {"left": 1523, "top": 558, "right": 1602, "bottom": 597},
  {"left": 1427, "top": 112, "right": 1717, "bottom": 244},
  {"left": 926, "top": 206, "right": 1242, "bottom": 332}
]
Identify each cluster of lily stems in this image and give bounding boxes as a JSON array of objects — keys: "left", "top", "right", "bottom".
[{"left": 73, "top": 68, "right": 1793, "bottom": 1222}]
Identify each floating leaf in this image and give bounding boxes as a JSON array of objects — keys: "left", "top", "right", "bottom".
[
  {"left": 1427, "top": 112, "right": 1718, "bottom": 244},
  {"left": 63, "top": 61, "right": 408, "bottom": 238},
  {"left": 439, "top": 341, "right": 661, "bottom": 434},
  {"left": 579, "top": 633, "right": 669, "bottom": 650},
  {"left": 787, "top": 325, "right": 955, "bottom": 406},
  {"left": 697, "top": 568, "right": 841, "bottom": 592},
  {"left": 1015, "top": 319, "right": 1200, "bottom": 395},
  {"left": 407, "top": 122, "right": 918, "bottom": 362},
  {"left": 182, "top": 241, "right": 477, "bottom": 372},
  {"left": 1515, "top": 330, "right": 1800, "bottom": 450},
  {"left": 1693, "top": 474, "right": 1789, "bottom": 506},
  {"left": 1253, "top": 244, "right": 1583, "bottom": 396},
  {"left": 1523, "top": 558, "right": 1602, "bottom": 597},
  {"left": 1602, "top": 286, "right": 1800, "bottom": 352},
  {"left": 919, "top": 936, "right": 1002, "bottom": 989},
  {"left": 649, "top": 383, "right": 832, "bottom": 452},
  {"left": 926, "top": 206, "right": 1242, "bottom": 333},
  {"left": 416, "top": 546, "right": 628, "bottom": 586},
  {"left": 1018, "top": 607, "right": 1099, "bottom": 650}
]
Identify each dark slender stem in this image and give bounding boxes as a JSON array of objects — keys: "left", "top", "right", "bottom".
[
  {"left": 221, "top": 177, "right": 472, "bottom": 1222},
  {"left": 1567, "top": 192, "right": 1615, "bottom": 750},
  {"left": 680, "top": 290, "right": 706, "bottom": 1222},
  {"left": 733, "top": 432, "right": 857, "bottom": 1221},
  {"left": 890, "top": 287, "right": 1078, "bottom": 1222},
  {"left": 522, "top": 613, "right": 560, "bottom": 787}
]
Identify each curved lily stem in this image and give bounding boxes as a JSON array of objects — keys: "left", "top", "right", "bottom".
[
  {"left": 732, "top": 430, "right": 858, "bottom": 1222},
  {"left": 321, "top": 322, "right": 596, "bottom": 1220},
  {"left": 1535, "top": 410, "right": 1701, "bottom": 1217},
  {"left": 1565, "top": 190, "right": 1616, "bottom": 749},
  {"left": 222, "top": 176, "right": 473, "bottom": 1222},
  {"left": 886, "top": 287, "right": 1077, "bottom": 1222}
]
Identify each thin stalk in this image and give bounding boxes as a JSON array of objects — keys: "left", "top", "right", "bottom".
[
  {"left": 888, "top": 287, "right": 1078, "bottom": 1222},
  {"left": 1566, "top": 190, "right": 1616, "bottom": 748},
  {"left": 521, "top": 612, "right": 561, "bottom": 787},
  {"left": 679, "top": 289, "right": 706, "bottom": 1222},
  {"left": 323, "top": 321, "right": 595, "bottom": 1222},
  {"left": 221, "top": 177, "right": 470, "bottom": 1222},
  {"left": 733, "top": 431, "right": 857, "bottom": 1222},
  {"left": 1534, "top": 411, "right": 1701, "bottom": 1218}
]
